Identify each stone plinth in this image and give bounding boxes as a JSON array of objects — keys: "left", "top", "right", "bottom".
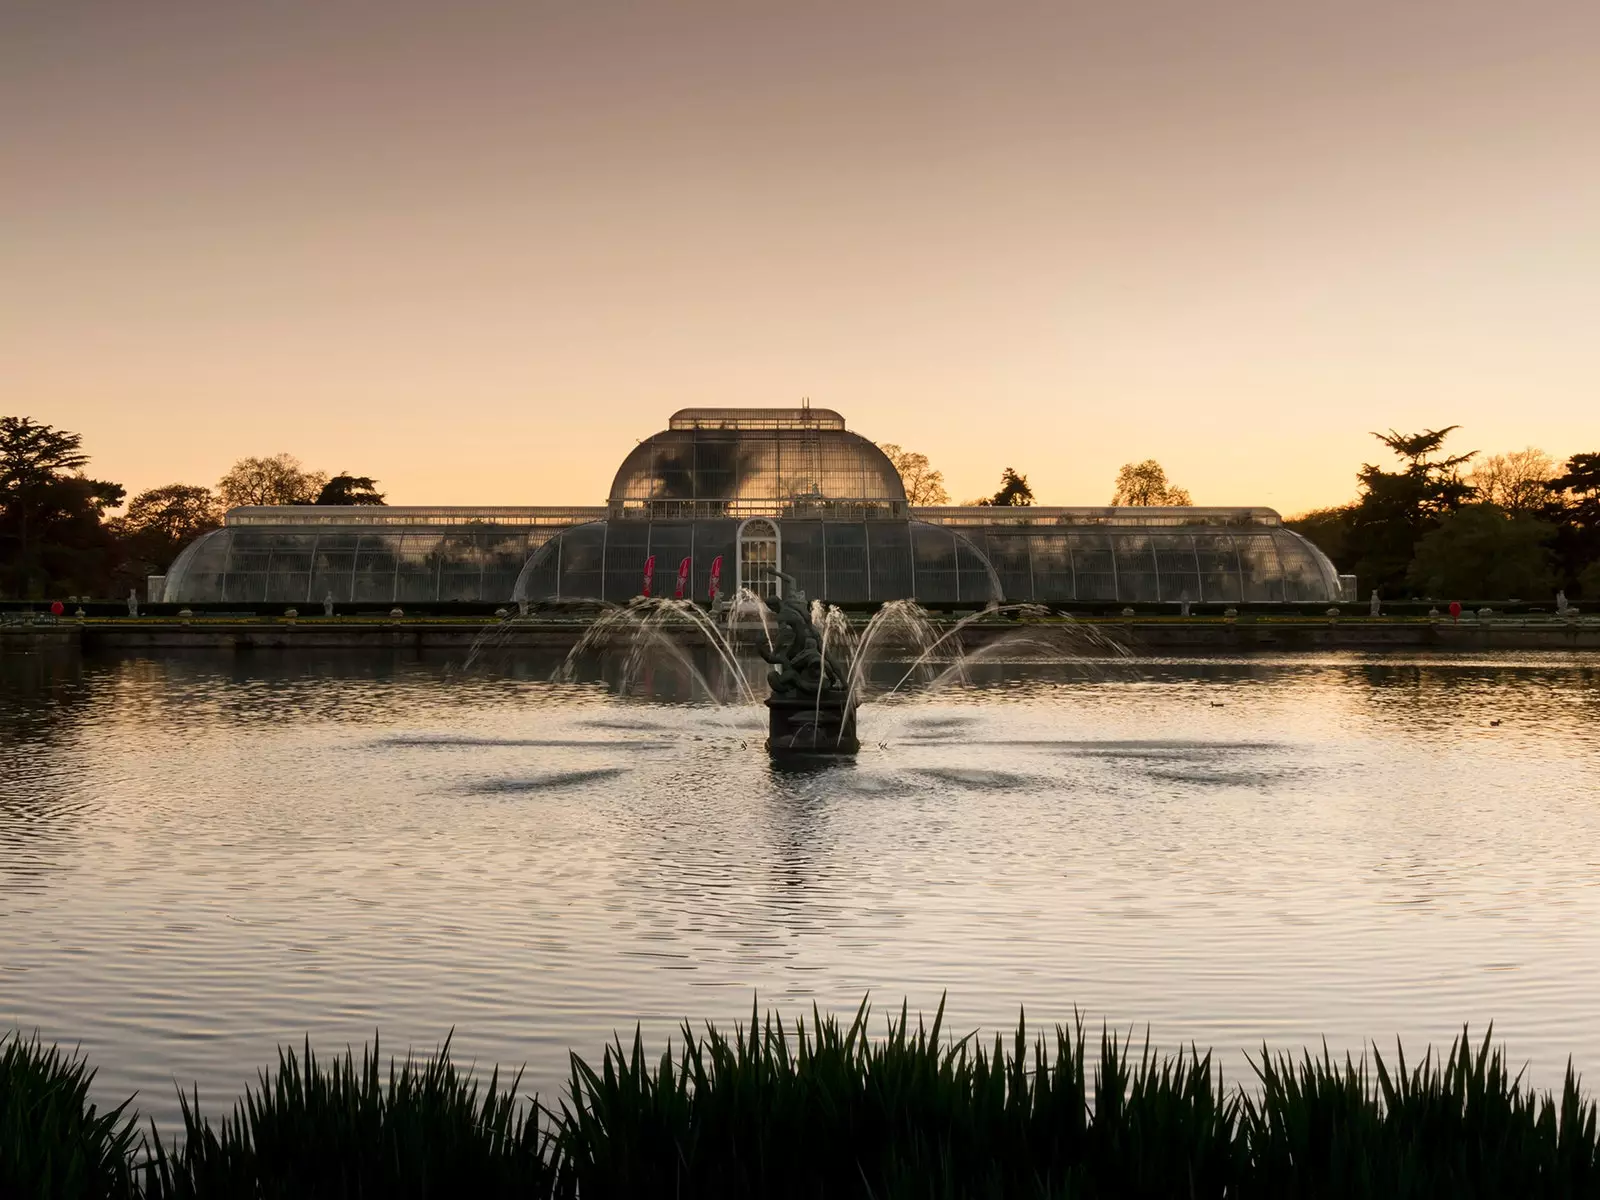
[{"left": 765, "top": 695, "right": 859, "bottom": 756}]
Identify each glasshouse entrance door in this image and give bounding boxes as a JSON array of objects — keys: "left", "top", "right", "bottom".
[{"left": 737, "top": 518, "right": 781, "bottom": 599}]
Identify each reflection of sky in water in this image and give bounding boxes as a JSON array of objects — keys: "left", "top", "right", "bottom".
[{"left": 1, "top": 649, "right": 1598, "bottom": 1129}]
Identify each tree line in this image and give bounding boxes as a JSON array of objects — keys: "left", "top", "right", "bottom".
[
  {"left": 885, "top": 431, "right": 1600, "bottom": 601},
  {"left": 879, "top": 445, "right": 1193, "bottom": 509},
  {"left": 0, "top": 415, "right": 384, "bottom": 600},
  {"left": 1286, "top": 428, "right": 1600, "bottom": 602},
  {"left": 8, "top": 415, "right": 1595, "bottom": 603}
]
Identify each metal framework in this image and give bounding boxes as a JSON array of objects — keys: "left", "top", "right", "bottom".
[
  {"left": 667, "top": 406, "right": 847, "bottom": 430},
  {"left": 914, "top": 506, "right": 1282, "bottom": 528},
  {"left": 608, "top": 410, "right": 906, "bottom": 519},
  {"left": 224, "top": 506, "right": 606, "bottom": 527},
  {"left": 162, "top": 407, "right": 1343, "bottom": 607},
  {"left": 736, "top": 518, "right": 782, "bottom": 599},
  {"left": 513, "top": 518, "right": 1004, "bottom": 606},
  {"left": 165, "top": 522, "right": 570, "bottom": 605}
]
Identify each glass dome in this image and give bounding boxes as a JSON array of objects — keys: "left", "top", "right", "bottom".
[{"left": 607, "top": 407, "right": 906, "bottom": 519}]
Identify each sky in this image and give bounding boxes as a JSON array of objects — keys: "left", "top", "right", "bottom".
[{"left": 4, "top": 0, "right": 1598, "bottom": 514}]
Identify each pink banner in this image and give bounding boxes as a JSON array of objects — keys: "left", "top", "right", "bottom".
[
  {"left": 641, "top": 554, "right": 656, "bottom": 598},
  {"left": 707, "top": 555, "right": 723, "bottom": 603},
  {"left": 674, "top": 557, "right": 691, "bottom": 600}
]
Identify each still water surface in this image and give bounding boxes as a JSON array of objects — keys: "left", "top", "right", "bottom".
[{"left": 2, "top": 649, "right": 1598, "bottom": 1127}]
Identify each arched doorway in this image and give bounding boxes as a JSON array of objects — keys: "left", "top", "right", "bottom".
[{"left": 736, "top": 518, "right": 781, "bottom": 599}]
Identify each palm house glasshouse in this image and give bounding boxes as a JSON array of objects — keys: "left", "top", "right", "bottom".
[{"left": 161, "top": 406, "right": 1343, "bottom": 607}]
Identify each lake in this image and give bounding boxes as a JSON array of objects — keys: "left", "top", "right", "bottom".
[{"left": 2, "top": 647, "right": 1598, "bottom": 1129}]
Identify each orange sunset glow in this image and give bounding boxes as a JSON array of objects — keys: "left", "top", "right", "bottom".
[{"left": 4, "top": 0, "right": 1597, "bottom": 512}]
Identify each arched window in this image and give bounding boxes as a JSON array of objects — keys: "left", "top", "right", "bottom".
[{"left": 737, "top": 518, "right": 781, "bottom": 599}]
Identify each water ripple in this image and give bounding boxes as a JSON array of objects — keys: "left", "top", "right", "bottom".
[{"left": 1, "top": 648, "right": 1598, "bottom": 1131}]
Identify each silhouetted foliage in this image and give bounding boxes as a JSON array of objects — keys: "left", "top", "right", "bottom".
[
  {"left": 1, "top": 1030, "right": 139, "bottom": 1198},
  {"left": 11, "top": 1010, "right": 1600, "bottom": 1198},
  {"left": 1111, "top": 459, "right": 1192, "bottom": 506},
  {"left": 1547, "top": 452, "right": 1600, "bottom": 597},
  {"left": 875, "top": 444, "right": 948, "bottom": 505},
  {"left": 1406, "top": 504, "right": 1557, "bottom": 600},
  {"left": 145, "top": 1033, "right": 553, "bottom": 1199},
  {"left": 1580, "top": 561, "right": 1600, "bottom": 601},
  {"left": 1549, "top": 453, "right": 1600, "bottom": 525},
  {"left": 314, "top": 473, "right": 387, "bottom": 505},
  {"left": 0, "top": 416, "right": 126, "bottom": 598},
  {"left": 1467, "top": 447, "right": 1555, "bottom": 512},
  {"left": 217, "top": 453, "right": 328, "bottom": 508},
  {"left": 974, "top": 468, "right": 1034, "bottom": 507},
  {"left": 1346, "top": 426, "right": 1477, "bottom": 596},
  {"left": 1291, "top": 435, "right": 1600, "bottom": 602},
  {"left": 111, "top": 484, "right": 223, "bottom": 576}
]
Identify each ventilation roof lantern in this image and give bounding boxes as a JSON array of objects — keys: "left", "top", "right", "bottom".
[{"left": 668, "top": 407, "right": 847, "bottom": 431}]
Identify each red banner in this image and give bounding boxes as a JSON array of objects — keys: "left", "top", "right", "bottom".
[
  {"left": 707, "top": 555, "right": 723, "bottom": 603},
  {"left": 641, "top": 555, "right": 656, "bottom": 598},
  {"left": 674, "top": 557, "right": 691, "bottom": 600}
]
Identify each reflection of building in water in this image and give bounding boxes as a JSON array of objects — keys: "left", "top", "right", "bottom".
[{"left": 161, "top": 406, "right": 1342, "bottom": 606}]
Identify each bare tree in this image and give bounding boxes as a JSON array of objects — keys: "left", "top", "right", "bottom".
[
  {"left": 876, "top": 443, "right": 949, "bottom": 505},
  {"left": 1111, "top": 460, "right": 1192, "bottom": 506},
  {"left": 217, "top": 454, "right": 328, "bottom": 508},
  {"left": 1467, "top": 447, "right": 1555, "bottom": 512}
]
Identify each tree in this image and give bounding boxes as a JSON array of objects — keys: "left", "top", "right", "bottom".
[
  {"left": 1346, "top": 426, "right": 1476, "bottom": 595},
  {"left": 216, "top": 454, "right": 327, "bottom": 508},
  {"left": 1547, "top": 451, "right": 1600, "bottom": 596},
  {"left": 1580, "top": 559, "right": 1600, "bottom": 601},
  {"left": 974, "top": 468, "right": 1034, "bottom": 507},
  {"left": 111, "top": 484, "right": 223, "bottom": 574},
  {"left": 875, "top": 444, "right": 948, "bottom": 505},
  {"left": 1406, "top": 503, "right": 1555, "bottom": 601},
  {"left": 1466, "top": 447, "right": 1555, "bottom": 512},
  {"left": 1111, "top": 460, "right": 1192, "bottom": 506},
  {"left": 315, "top": 474, "right": 387, "bottom": 505},
  {"left": 1548, "top": 452, "right": 1600, "bottom": 527},
  {"left": 0, "top": 416, "right": 125, "bottom": 598}
]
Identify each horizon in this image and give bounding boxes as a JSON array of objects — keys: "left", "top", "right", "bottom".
[
  {"left": 12, "top": 399, "right": 1584, "bottom": 522},
  {"left": 4, "top": 0, "right": 1597, "bottom": 514}
]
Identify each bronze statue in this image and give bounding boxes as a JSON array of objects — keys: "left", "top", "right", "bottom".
[
  {"left": 759, "top": 571, "right": 858, "bottom": 755},
  {"left": 758, "top": 572, "right": 848, "bottom": 700}
]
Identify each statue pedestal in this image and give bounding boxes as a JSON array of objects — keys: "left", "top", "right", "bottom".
[{"left": 765, "top": 695, "right": 859, "bottom": 756}]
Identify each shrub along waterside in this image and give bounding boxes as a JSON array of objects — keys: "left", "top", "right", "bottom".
[{"left": 4, "top": 1001, "right": 1599, "bottom": 1198}]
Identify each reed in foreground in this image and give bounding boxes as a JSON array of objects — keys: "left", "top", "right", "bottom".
[
  {"left": 142, "top": 1033, "right": 556, "bottom": 1199},
  {"left": 6, "top": 1002, "right": 1600, "bottom": 1197},
  {"left": 0, "top": 1030, "right": 138, "bottom": 1200},
  {"left": 558, "top": 997, "right": 1238, "bottom": 1198}
]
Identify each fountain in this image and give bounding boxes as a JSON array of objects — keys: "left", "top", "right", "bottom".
[
  {"left": 759, "top": 572, "right": 857, "bottom": 756},
  {"left": 459, "top": 578, "right": 1132, "bottom": 753}
]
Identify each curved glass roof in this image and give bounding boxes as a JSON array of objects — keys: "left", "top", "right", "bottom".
[
  {"left": 162, "top": 523, "right": 555, "bottom": 605},
  {"left": 158, "top": 406, "right": 1344, "bottom": 607},
  {"left": 955, "top": 525, "right": 1340, "bottom": 604},
  {"left": 609, "top": 407, "right": 905, "bottom": 518}
]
